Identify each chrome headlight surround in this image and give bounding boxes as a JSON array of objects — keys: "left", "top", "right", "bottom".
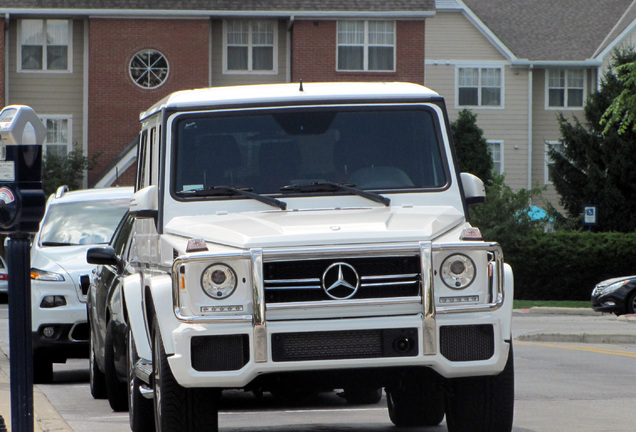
[
  {"left": 440, "top": 253, "right": 476, "bottom": 289},
  {"left": 200, "top": 263, "right": 238, "bottom": 299}
]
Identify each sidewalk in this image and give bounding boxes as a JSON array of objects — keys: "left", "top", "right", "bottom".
[{"left": 0, "top": 349, "right": 72, "bottom": 432}]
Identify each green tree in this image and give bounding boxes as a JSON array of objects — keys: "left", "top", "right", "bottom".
[
  {"left": 602, "top": 50, "right": 636, "bottom": 135},
  {"left": 41, "top": 147, "right": 98, "bottom": 196},
  {"left": 549, "top": 48, "right": 636, "bottom": 232},
  {"left": 450, "top": 109, "right": 493, "bottom": 184}
]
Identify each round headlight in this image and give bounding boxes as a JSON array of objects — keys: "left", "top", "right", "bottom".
[
  {"left": 201, "top": 263, "right": 237, "bottom": 299},
  {"left": 440, "top": 254, "right": 476, "bottom": 289}
]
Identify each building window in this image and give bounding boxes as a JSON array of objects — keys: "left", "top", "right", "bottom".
[
  {"left": 547, "top": 69, "right": 584, "bottom": 108},
  {"left": 337, "top": 20, "right": 395, "bottom": 71},
  {"left": 19, "top": 19, "right": 71, "bottom": 72},
  {"left": 129, "top": 50, "right": 169, "bottom": 89},
  {"left": 224, "top": 20, "right": 276, "bottom": 73},
  {"left": 487, "top": 141, "right": 503, "bottom": 175},
  {"left": 457, "top": 67, "right": 502, "bottom": 107},
  {"left": 41, "top": 117, "right": 71, "bottom": 157},
  {"left": 545, "top": 141, "right": 565, "bottom": 183}
]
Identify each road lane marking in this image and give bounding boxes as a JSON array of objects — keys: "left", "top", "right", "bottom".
[
  {"left": 221, "top": 407, "right": 386, "bottom": 415},
  {"left": 516, "top": 340, "right": 636, "bottom": 357}
]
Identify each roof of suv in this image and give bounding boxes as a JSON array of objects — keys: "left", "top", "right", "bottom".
[{"left": 140, "top": 82, "right": 442, "bottom": 120}]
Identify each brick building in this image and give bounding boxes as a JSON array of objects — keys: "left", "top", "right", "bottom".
[{"left": 0, "top": 1, "right": 434, "bottom": 187}]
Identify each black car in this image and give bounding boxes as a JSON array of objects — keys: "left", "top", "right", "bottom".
[
  {"left": 86, "top": 212, "right": 151, "bottom": 421},
  {"left": 591, "top": 276, "right": 636, "bottom": 315}
]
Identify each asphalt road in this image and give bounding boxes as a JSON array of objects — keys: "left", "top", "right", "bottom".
[{"left": 3, "top": 306, "right": 636, "bottom": 432}]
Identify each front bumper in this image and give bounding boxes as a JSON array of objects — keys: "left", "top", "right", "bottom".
[{"left": 166, "top": 310, "right": 511, "bottom": 388}]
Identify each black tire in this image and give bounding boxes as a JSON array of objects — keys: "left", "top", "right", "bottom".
[
  {"left": 386, "top": 372, "right": 445, "bottom": 427},
  {"left": 89, "top": 334, "right": 107, "bottom": 399},
  {"left": 128, "top": 327, "right": 154, "bottom": 432},
  {"left": 152, "top": 319, "right": 219, "bottom": 432},
  {"left": 33, "top": 353, "right": 54, "bottom": 384},
  {"left": 445, "top": 343, "right": 515, "bottom": 432},
  {"left": 105, "top": 321, "right": 128, "bottom": 411},
  {"left": 626, "top": 291, "right": 636, "bottom": 314},
  {"left": 343, "top": 386, "right": 382, "bottom": 405}
]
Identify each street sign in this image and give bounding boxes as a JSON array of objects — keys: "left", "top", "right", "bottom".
[{"left": 583, "top": 205, "right": 597, "bottom": 225}]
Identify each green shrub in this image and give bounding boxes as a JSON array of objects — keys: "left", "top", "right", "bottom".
[{"left": 507, "top": 231, "right": 636, "bottom": 300}]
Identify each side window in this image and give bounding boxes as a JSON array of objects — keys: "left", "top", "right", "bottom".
[
  {"left": 487, "top": 141, "right": 504, "bottom": 175},
  {"left": 112, "top": 214, "right": 134, "bottom": 258},
  {"left": 545, "top": 141, "right": 565, "bottom": 184},
  {"left": 19, "top": 19, "right": 71, "bottom": 72},
  {"left": 150, "top": 126, "right": 160, "bottom": 185},
  {"left": 337, "top": 20, "right": 395, "bottom": 71},
  {"left": 136, "top": 130, "right": 148, "bottom": 190},
  {"left": 457, "top": 67, "right": 503, "bottom": 107},
  {"left": 547, "top": 69, "right": 584, "bottom": 108},
  {"left": 224, "top": 20, "right": 277, "bottom": 74},
  {"left": 40, "top": 116, "right": 72, "bottom": 157}
]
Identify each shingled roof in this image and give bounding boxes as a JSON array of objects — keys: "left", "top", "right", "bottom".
[
  {"left": 462, "top": 0, "right": 635, "bottom": 62},
  {"left": 0, "top": 0, "right": 435, "bottom": 16}
]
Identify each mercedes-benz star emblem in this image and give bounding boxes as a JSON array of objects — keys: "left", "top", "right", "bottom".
[{"left": 322, "top": 262, "right": 360, "bottom": 300}]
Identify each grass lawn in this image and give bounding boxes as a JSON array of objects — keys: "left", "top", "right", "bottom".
[{"left": 513, "top": 299, "right": 590, "bottom": 309}]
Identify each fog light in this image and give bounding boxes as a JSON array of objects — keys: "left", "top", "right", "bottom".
[
  {"left": 42, "top": 326, "right": 55, "bottom": 338},
  {"left": 41, "top": 295, "right": 67, "bottom": 308}
]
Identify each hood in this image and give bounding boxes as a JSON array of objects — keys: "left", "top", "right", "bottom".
[
  {"left": 31, "top": 244, "right": 95, "bottom": 276},
  {"left": 165, "top": 206, "right": 465, "bottom": 249}
]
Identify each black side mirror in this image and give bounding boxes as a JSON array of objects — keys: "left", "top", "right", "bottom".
[{"left": 87, "top": 246, "right": 120, "bottom": 268}]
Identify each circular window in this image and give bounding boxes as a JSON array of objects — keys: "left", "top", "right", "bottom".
[{"left": 129, "top": 49, "right": 169, "bottom": 89}]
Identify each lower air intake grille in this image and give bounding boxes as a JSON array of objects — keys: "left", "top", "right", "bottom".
[
  {"left": 191, "top": 335, "right": 249, "bottom": 371},
  {"left": 272, "top": 328, "right": 418, "bottom": 362},
  {"left": 440, "top": 325, "right": 494, "bottom": 362}
]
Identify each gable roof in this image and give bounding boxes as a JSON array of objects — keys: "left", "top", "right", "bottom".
[
  {"left": 460, "top": 0, "right": 635, "bottom": 62},
  {"left": 0, "top": 1, "right": 436, "bottom": 18}
]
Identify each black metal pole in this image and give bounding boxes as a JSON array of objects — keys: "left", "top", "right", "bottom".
[{"left": 7, "top": 234, "right": 34, "bottom": 432}]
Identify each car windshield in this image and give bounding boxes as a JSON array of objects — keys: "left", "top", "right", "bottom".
[
  {"left": 173, "top": 106, "right": 448, "bottom": 196},
  {"left": 39, "top": 199, "right": 129, "bottom": 246}
]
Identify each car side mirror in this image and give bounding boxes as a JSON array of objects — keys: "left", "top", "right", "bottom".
[
  {"left": 460, "top": 172, "right": 485, "bottom": 206},
  {"left": 130, "top": 185, "right": 158, "bottom": 226},
  {"left": 87, "top": 246, "right": 120, "bottom": 268}
]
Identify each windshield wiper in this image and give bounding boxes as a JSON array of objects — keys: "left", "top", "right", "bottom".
[
  {"left": 41, "top": 241, "right": 75, "bottom": 247},
  {"left": 281, "top": 181, "right": 390, "bottom": 207},
  {"left": 178, "top": 186, "right": 287, "bottom": 210}
]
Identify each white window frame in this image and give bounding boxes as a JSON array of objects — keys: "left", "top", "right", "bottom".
[
  {"left": 222, "top": 20, "right": 278, "bottom": 75},
  {"left": 40, "top": 115, "right": 72, "bottom": 157},
  {"left": 545, "top": 140, "right": 565, "bottom": 184},
  {"left": 455, "top": 66, "right": 504, "bottom": 108},
  {"left": 336, "top": 20, "right": 396, "bottom": 72},
  {"left": 545, "top": 68, "right": 585, "bottom": 110},
  {"left": 487, "top": 140, "right": 504, "bottom": 175},
  {"left": 18, "top": 19, "right": 72, "bottom": 73}
]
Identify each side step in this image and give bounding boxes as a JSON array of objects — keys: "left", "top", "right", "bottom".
[{"left": 134, "top": 359, "right": 154, "bottom": 400}]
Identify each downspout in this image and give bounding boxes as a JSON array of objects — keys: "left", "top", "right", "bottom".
[
  {"left": 4, "top": 14, "right": 9, "bottom": 106},
  {"left": 83, "top": 18, "right": 89, "bottom": 188},
  {"left": 287, "top": 16, "right": 294, "bottom": 83},
  {"left": 527, "top": 65, "right": 533, "bottom": 190}
]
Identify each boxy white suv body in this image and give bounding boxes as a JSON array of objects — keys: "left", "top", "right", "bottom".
[
  {"left": 31, "top": 186, "right": 132, "bottom": 382},
  {"left": 122, "top": 82, "right": 514, "bottom": 432}
]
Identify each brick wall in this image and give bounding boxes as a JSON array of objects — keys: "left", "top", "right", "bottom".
[
  {"left": 291, "top": 20, "right": 425, "bottom": 85},
  {"left": 88, "top": 18, "right": 210, "bottom": 186}
]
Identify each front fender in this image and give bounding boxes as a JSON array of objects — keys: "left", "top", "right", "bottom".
[{"left": 122, "top": 274, "right": 152, "bottom": 360}]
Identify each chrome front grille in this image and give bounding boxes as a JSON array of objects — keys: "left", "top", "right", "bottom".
[{"left": 263, "top": 256, "right": 421, "bottom": 304}]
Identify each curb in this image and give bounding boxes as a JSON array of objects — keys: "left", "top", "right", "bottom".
[
  {"left": 516, "top": 332, "right": 636, "bottom": 345},
  {"left": 0, "top": 349, "right": 73, "bottom": 432}
]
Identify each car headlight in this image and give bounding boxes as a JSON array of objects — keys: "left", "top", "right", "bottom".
[
  {"left": 201, "top": 263, "right": 237, "bottom": 299},
  {"left": 440, "top": 254, "right": 476, "bottom": 289},
  {"left": 594, "top": 280, "right": 629, "bottom": 296},
  {"left": 30, "top": 268, "right": 65, "bottom": 282}
]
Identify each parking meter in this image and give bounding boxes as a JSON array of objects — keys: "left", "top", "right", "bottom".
[
  {"left": 0, "top": 105, "right": 46, "bottom": 233},
  {"left": 0, "top": 105, "right": 46, "bottom": 432}
]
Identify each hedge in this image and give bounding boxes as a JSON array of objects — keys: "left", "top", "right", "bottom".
[{"left": 503, "top": 231, "right": 636, "bottom": 301}]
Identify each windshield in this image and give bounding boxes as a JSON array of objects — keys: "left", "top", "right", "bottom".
[
  {"left": 39, "top": 199, "right": 129, "bottom": 246},
  {"left": 173, "top": 106, "right": 448, "bottom": 196}
]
